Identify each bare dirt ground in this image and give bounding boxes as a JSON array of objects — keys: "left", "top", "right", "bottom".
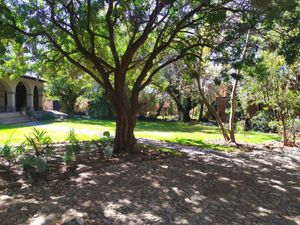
[{"left": 0, "top": 140, "right": 299, "bottom": 225}]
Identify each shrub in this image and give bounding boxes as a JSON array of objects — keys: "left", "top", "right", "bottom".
[
  {"left": 25, "top": 128, "right": 53, "bottom": 157},
  {"left": 63, "top": 148, "right": 73, "bottom": 165},
  {"left": 20, "top": 155, "right": 48, "bottom": 173},
  {"left": 83, "top": 142, "right": 92, "bottom": 155},
  {"left": 75, "top": 96, "right": 89, "bottom": 114},
  {"left": 251, "top": 111, "right": 274, "bottom": 132},
  {"left": 88, "top": 96, "right": 114, "bottom": 119},
  {"left": 99, "top": 131, "right": 114, "bottom": 159},
  {"left": 0, "top": 141, "right": 26, "bottom": 166},
  {"left": 236, "top": 120, "right": 246, "bottom": 134},
  {"left": 290, "top": 118, "right": 300, "bottom": 145},
  {"left": 20, "top": 155, "right": 36, "bottom": 170},
  {"left": 0, "top": 144, "right": 14, "bottom": 165},
  {"left": 22, "top": 128, "right": 53, "bottom": 173},
  {"left": 270, "top": 117, "right": 300, "bottom": 145},
  {"left": 64, "top": 129, "right": 81, "bottom": 164}
]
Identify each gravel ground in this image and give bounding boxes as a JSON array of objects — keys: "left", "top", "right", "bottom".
[{"left": 0, "top": 140, "right": 299, "bottom": 225}]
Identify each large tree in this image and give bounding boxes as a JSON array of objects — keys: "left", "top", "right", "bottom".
[
  {"left": 1, "top": 0, "right": 249, "bottom": 153},
  {"left": 240, "top": 51, "right": 300, "bottom": 146},
  {"left": 155, "top": 62, "right": 199, "bottom": 123}
]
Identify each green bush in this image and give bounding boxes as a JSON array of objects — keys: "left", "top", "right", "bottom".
[
  {"left": 25, "top": 128, "right": 53, "bottom": 157},
  {"left": 99, "top": 131, "right": 114, "bottom": 159},
  {"left": 0, "top": 144, "right": 15, "bottom": 165},
  {"left": 83, "top": 142, "right": 92, "bottom": 154},
  {"left": 88, "top": 96, "right": 114, "bottom": 119},
  {"left": 20, "top": 155, "right": 48, "bottom": 173},
  {"left": 0, "top": 141, "right": 26, "bottom": 166},
  {"left": 251, "top": 111, "right": 275, "bottom": 132},
  {"left": 22, "top": 128, "right": 53, "bottom": 173},
  {"left": 20, "top": 155, "right": 36, "bottom": 170},
  {"left": 64, "top": 129, "right": 81, "bottom": 164}
]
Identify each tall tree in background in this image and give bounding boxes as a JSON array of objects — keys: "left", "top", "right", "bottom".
[
  {"left": 240, "top": 51, "right": 300, "bottom": 146},
  {"left": 185, "top": 48, "right": 231, "bottom": 141},
  {"left": 1, "top": 0, "right": 249, "bottom": 153},
  {"left": 46, "top": 76, "right": 86, "bottom": 114},
  {"left": 156, "top": 63, "right": 199, "bottom": 123}
]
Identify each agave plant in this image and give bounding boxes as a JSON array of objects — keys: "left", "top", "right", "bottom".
[
  {"left": 21, "top": 128, "right": 53, "bottom": 173},
  {"left": 63, "top": 129, "right": 81, "bottom": 165},
  {"left": 25, "top": 128, "right": 53, "bottom": 157},
  {"left": 0, "top": 144, "right": 14, "bottom": 165}
]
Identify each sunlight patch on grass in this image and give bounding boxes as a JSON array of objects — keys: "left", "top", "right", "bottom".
[{"left": 0, "top": 119, "right": 282, "bottom": 150}]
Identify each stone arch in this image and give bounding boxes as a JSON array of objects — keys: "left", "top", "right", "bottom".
[
  {"left": 15, "top": 81, "right": 27, "bottom": 111},
  {"left": 17, "top": 78, "right": 32, "bottom": 95},
  {"left": 0, "top": 82, "right": 8, "bottom": 112},
  {"left": 0, "top": 79, "right": 13, "bottom": 92},
  {"left": 0, "top": 79, "right": 15, "bottom": 112}
]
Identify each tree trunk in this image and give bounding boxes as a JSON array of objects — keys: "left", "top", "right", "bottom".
[
  {"left": 281, "top": 117, "right": 289, "bottom": 146},
  {"left": 196, "top": 78, "right": 230, "bottom": 141},
  {"left": 155, "top": 100, "right": 164, "bottom": 118},
  {"left": 198, "top": 103, "right": 204, "bottom": 122},
  {"left": 166, "top": 87, "right": 192, "bottom": 123},
  {"left": 182, "top": 109, "right": 191, "bottom": 123},
  {"left": 114, "top": 112, "right": 137, "bottom": 154},
  {"left": 228, "top": 29, "right": 251, "bottom": 144},
  {"left": 229, "top": 79, "right": 238, "bottom": 143},
  {"left": 183, "top": 97, "right": 192, "bottom": 123}
]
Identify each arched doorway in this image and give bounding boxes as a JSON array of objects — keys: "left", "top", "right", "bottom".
[
  {"left": 34, "top": 86, "right": 39, "bottom": 111},
  {"left": 0, "top": 82, "right": 7, "bottom": 112},
  {"left": 15, "top": 82, "right": 27, "bottom": 111}
]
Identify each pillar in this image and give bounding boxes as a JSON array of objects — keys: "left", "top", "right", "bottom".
[
  {"left": 38, "top": 89, "right": 43, "bottom": 110},
  {"left": 6, "top": 92, "right": 16, "bottom": 112},
  {"left": 27, "top": 92, "right": 34, "bottom": 112}
]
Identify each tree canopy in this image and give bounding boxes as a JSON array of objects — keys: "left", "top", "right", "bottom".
[{"left": 0, "top": 0, "right": 299, "bottom": 151}]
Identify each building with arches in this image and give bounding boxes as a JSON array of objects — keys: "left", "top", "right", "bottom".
[{"left": 0, "top": 75, "right": 45, "bottom": 113}]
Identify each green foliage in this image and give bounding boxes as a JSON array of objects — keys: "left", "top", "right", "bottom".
[
  {"left": 83, "top": 142, "right": 92, "bottom": 155},
  {"left": 64, "top": 129, "right": 81, "bottom": 164},
  {"left": 0, "top": 144, "right": 14, "bottom": 165},
  {"left": 103, "top": 131, "right": 110, "bottom": 138},
  {"left": 19, "top": 155, "right": 48, "bottom": 173},
  {"left": 262, "top": 0, "right": 300, "bottom": 64},
  {"left": 88, "top": 88, "right": 114, "bottom": 119},
  {"left": 20, "top": 128, "right": 53, "bottom": 173},
  {"left": 66, "top": 129, "right": 81, "bottom": 155},
  {"left": 236, "top": 120, "right": 247, "bottom": 134},
  {"left": 20, "top": 155, "right": 36, "bottom": 170},
  {"left": 97, "top": 131, "right": 114, "bottom": 159},
  {"left": 251, "top": 111, "right": 275, "bottom": 132},
  {"left": 35, "top": 156, "right": 48, "bottom": 173},
  {"left": 45, "top": 74, "right": 86, "bottom": 114},
  {"left": 63, "top": 148, "right": 73, "bottom": 165},
  {"left": 0, "top": 138, "right": 26, "bottom": 165},
  {"left": 25, "top": 128, "right": 53, "bottom": 157},
  {"left": 240, "top": 51, "right": 300, "bottom": 144}
]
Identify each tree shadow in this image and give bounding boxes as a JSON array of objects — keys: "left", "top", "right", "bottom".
[{"left": 1, "top": 146, "right": 300, "bottom": 225}]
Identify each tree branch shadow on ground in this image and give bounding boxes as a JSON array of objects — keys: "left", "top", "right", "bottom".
[{"left": 0, "top": 146, "right": 299, "bottom": 225}]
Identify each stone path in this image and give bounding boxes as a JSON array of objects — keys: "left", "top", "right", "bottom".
[{"left": 1, "top": 136, "right": 300, "bottom": 224}]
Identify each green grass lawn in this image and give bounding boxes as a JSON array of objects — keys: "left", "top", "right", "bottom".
[{"left": 0, "top": 119, "right": 281, "bottom": 151}]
